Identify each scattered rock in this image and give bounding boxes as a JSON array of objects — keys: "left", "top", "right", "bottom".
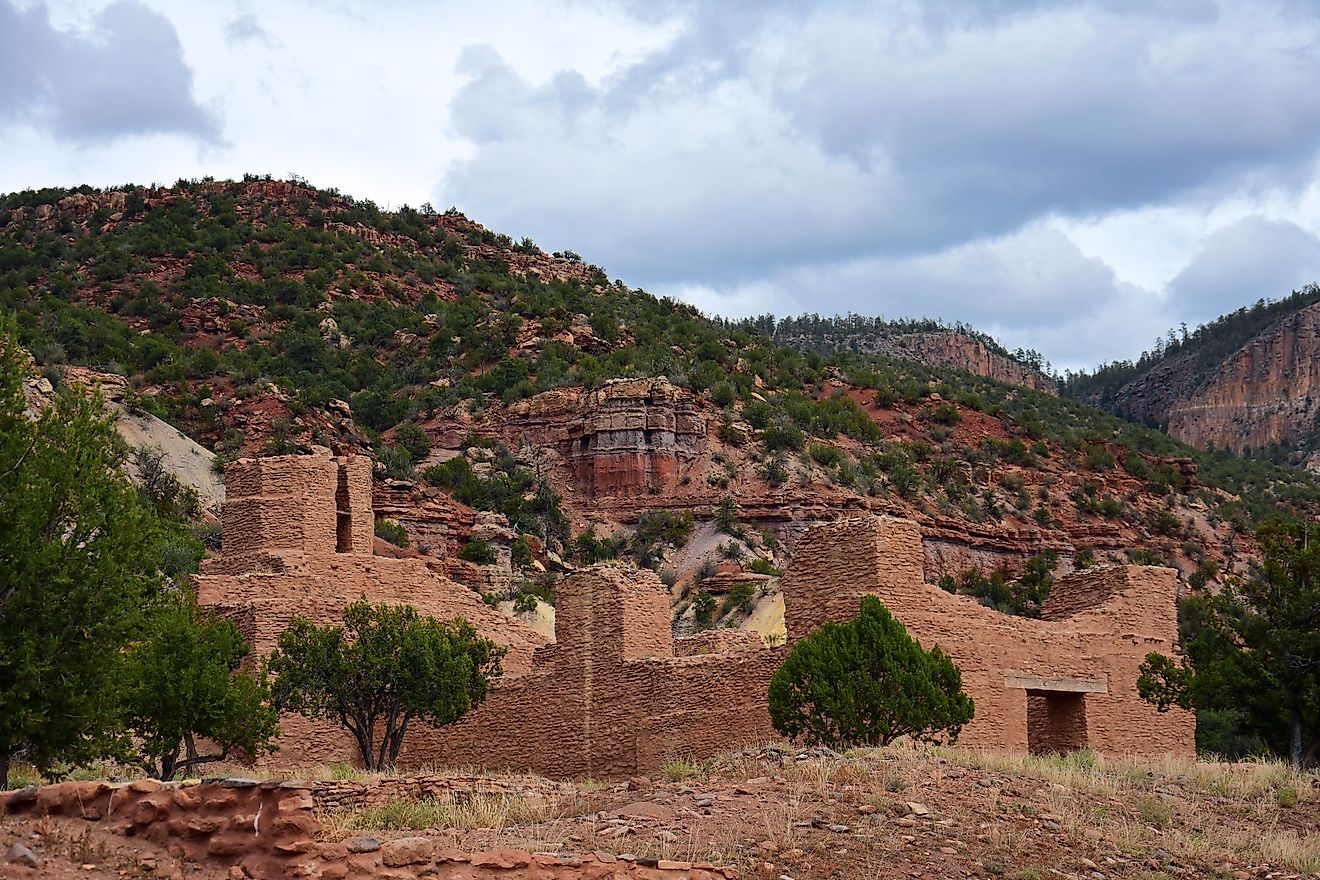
[
  {"left": 906, "top": 802, "right": 930, "bottom": 816},
  {"left": 343, "top": 836, "right": 381, "bottom": 854},
  {"left": 6, "top": 843, "right": 39, "bottom": 869}
]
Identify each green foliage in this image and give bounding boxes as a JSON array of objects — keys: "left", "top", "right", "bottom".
[
  {"left": 951, "top": 552, "right": 1057, "bottom": 617},
  {"left": 1081, "top": 443, "right": 1116, "bottom": 471},
  {"left": 721, "top": 582, "right": 757, "bottom": 617},
  {"left": 714, "top": 496, "right": 741, "bottom": 535},
  {"left": 571, "top": 527, "right": 627, "bottom": 564},
  {"left": 748, "top": 557, "right": 782, "bottom": 576},
  {"left": 422, "top": 448, "right": 568, "bottom": 549},
  {"left": 123, "top": 594, "right": 279, "bottom": 780},
  {"left": 133, "top": 446, "right": 202, "bottom": 521},
  {"left": 392, "top": 422, "right": 431, "bottom": 463},
  {"left": 374, "top": 518, "right": 409, "bottom": 548},
  {"left": 267, "top": 597, "right": 504, "bottom": 770},
  {"left": 634, "top": 509, "right": 694, "bottom": 566},
  {"left": 808, "top": 443, "right": 844, "bottom": 468},
  {"left": 0, "top": 318, "right": 181, "bottom": 787},
  {"left": 458, "top": 539, "right": 496, "bottom": 564},
  {"left": 510, "top": 535, "right": 532, "bottom": 569},
  {"left": 693, "top": 591, "right": 717, "bottom": 629},
  {"left": 769, "top": 596, "right": 974, "bottom": 748},
  {"left": 929, "top": 401, "right": 961, "bottom": 426},
  {"left": 1137, "top": 518, "right": 1320, "bottom": 767}
]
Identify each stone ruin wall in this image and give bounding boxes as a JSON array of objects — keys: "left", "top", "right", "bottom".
[
  {"left": 196, "top": 454, "right": 1193, "bottom": 779},
  {"left": 194, "top": 454, "right": 550, "bottom": 767},
  {"left": 402, "top": 567, "right": 784, "bottom": 778},
  {"left": 781, "top": 517, "right": 1194, "bottom": 757},
  {"left": 0, "top": 780, "right": 734, "bottom": 880}
]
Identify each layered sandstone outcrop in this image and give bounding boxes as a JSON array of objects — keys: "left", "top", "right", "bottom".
[
  {"left": 887, "top": 332, "right": 1057, "bottom": 394},
  {"left": 506, "top": 378, "right": 708, "bottom": 497},
  {"left": 1165, "top": 303, "right": 1320, "bottom": 456}
]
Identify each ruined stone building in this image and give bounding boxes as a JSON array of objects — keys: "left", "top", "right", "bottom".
[{"left": 197, "top": 454, "right": 1193, "bottom": 777}]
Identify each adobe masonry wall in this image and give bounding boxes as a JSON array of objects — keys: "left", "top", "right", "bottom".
[
  {"left": 195, "top": 454, "right": 549, "bottom": 767},
  {"left": 402, "top": 567, "right": 784, "bottom": 778},
  {"left": 198, "top": 455, "right": 1192, "bottom": 778},
  {"left": 781, "top": 516, "right": 1195, "bottom": 757}
]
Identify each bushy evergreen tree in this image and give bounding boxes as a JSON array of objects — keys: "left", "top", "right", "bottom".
[
  {"left": 123, "top": 594, "right": 279, "bottom": 780},
  {"left": 266, "top": 598, "right": 504, "bottom": 770},
  {"left": 0, "top": 317, "right": 169, "bottom": 787},
  {"left": 1138, "top": 518, "right": 1320, "bottom": 767},
  {"left": 769, "top": 596, "right": 974, "bottom": 749}
]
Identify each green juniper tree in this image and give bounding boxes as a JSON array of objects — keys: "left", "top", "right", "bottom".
[
  {"left": 769, "top": 596, "right": 974, "bottom": 749},
  {"left": 0, "top": 317, "right": 170, "bottom": 787},
  {"left": 1139, "top": 518, "right": 1320, "bottom": 768},
  {"left": 266, "top": 597, "right": 504, "bottom": 771}
]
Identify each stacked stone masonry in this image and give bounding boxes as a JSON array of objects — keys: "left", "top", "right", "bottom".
[
  {"left": 779, "top": 517, "right": 1194, "bottom": 756},
  {"left": 0, "top": 780, "right": 735, "bottom": 879},
  {"left": 198, "top": 455, "right": 1193, "bottom": 778}
]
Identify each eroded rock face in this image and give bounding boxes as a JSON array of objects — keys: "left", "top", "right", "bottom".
[
  {"left": 1100, "top": 302, "right": 1320, "bottom": 461},
  {"left": 1165, "top": 304, "right": 1320, "bottom": 457},
  {"left": 775, "top": 329, "right": 1057, "bottom": 394},
  {"left": 887, "top": 333, "right": 1058, "bottom": 395},
  {"left": 508, "top": 378, "right": 708, "bottom": 497}
]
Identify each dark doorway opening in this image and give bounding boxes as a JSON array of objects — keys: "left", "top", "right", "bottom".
[{"left": 1026, "top": 690, "right": 1088, "bottom": 755}]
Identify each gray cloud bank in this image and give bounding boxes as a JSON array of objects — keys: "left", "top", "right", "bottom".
[
  {"left": 0, "top": 0, "right": 218, "bottom": 144},
  {"left": 441, "top": 0, "right": 1320, "bottom": 366}
]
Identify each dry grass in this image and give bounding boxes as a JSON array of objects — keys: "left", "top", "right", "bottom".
[
  {"left": 935, "top": 746, "right": 1319, "bottom": 873},
  {"left": 667, "top": 743, "right": 1320, "bottom": 874},
  {"left": 321, "top": 789, "right": 591, "bottom": 836}
]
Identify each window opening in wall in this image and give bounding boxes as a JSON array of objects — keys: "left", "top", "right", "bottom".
[
  {"left": 1025, "top": 690, "right": 1088, "bottom": 755},
  {"left": 336, "top": 464, "right": 352, "bottom": 553}
]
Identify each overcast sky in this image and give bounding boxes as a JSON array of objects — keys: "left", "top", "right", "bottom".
[{"left": 3, "top": 0, "right": 1320, "bottom": 371}]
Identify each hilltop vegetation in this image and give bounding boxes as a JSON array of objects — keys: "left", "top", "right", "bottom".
[{"left": 2, "top": 176, "right": 1319, "bottom": 564}]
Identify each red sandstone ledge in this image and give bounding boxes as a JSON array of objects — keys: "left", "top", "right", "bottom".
[{"left": 0, "top": 778, "right": 737, "bottom": 879}]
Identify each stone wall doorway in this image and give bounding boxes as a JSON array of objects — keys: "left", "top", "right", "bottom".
[
  {"left": 1004, "top": 673, "right": 1107, "bottom": 756},
  {"left": 1026, "top": 690, "right": 1088, "bottom": 754}
]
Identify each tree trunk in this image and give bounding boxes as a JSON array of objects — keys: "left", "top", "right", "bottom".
[
  {"left": 0, "top": 755, "right": 9, "bottom": 790},
  {"left": 387, "top": 716, "right": 411, "bottom": 768},
  {"left": 1290, "top": 707, "right": 1304, "bottom": 770},
  {"left": 347, "top": 721, "right": 375, "bottom": 771}
]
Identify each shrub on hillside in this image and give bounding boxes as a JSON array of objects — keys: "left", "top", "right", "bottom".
[
  {"left": 374, "top": 518, "right": 409, "bottom": 548},
  {"left": 768, "top": 596, "right": 974, "bottom": 748},
  {"left": 458, "top": 539, "right": 496, "bottom": 564}
]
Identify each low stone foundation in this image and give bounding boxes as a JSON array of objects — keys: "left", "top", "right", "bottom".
[
  {"left": 310, "top": 773, "right": 577, "bottom": 814},
  {"left": 0, "top": 779, "right": 737, "bottom": 879},
  {"left": 0, "top": 777, "right": 317, "bottom": 877}
]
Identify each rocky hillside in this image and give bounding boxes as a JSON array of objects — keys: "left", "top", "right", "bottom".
[
  {"left": 4, "top": 177, "right": 1318, "bottom": 629},
  {"left": 1064, "top": 286, "right": 1320, "bottom": 468},
  {"left": 727, "top": 314, "right": 1058, "bottom": 394}
]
